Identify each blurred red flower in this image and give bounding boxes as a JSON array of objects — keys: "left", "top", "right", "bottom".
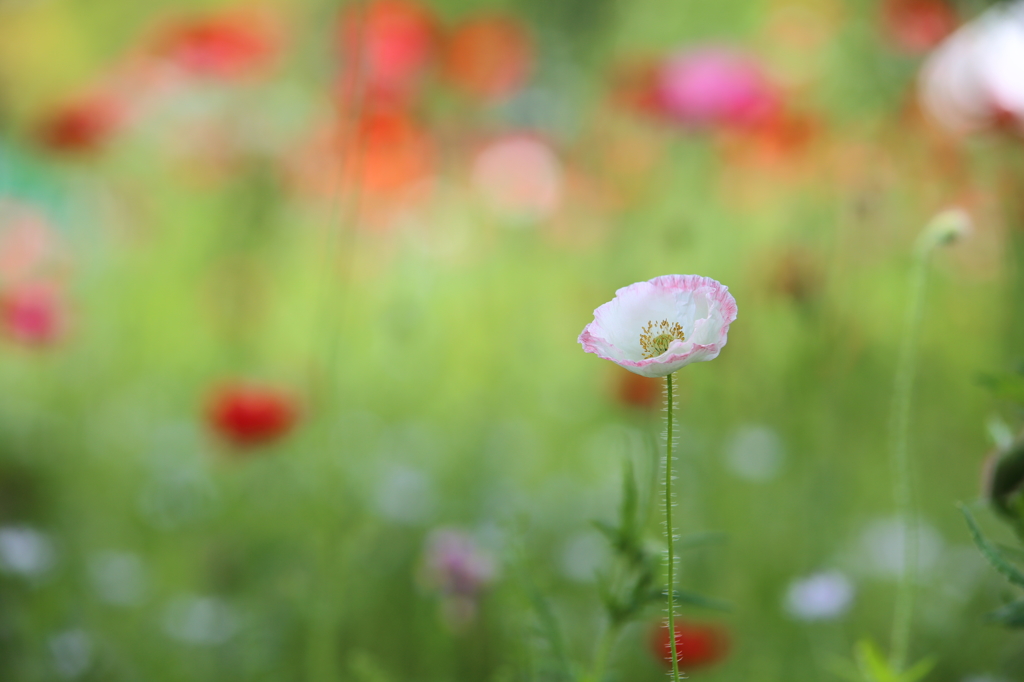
[
  {"left": 610, "top": 58, "right": 664, "bottom": 117},
  {"left": 650, "top": 620, "right": 729, "bottom": 670},
  {"left": 151, "top": 11, "right": 280, "bottom": 79},
  {"left": 615, "top": 368, "right": 662, "bottom": 410},
  {"left": 442, "top": 14, "right": 533, "bottom": 101},
  {"left": 0, "top": 282, "right": 66, "bottom": 347},
  {"left": 718, "top": 108, "right": 818, "bottom": 176},
  {"left": 338, "top": 0, "right": 437, "bottom": 106},
  {"left": 207, "top": 383, "right": 297, "bottom": 447},
  {"left": 882, "top": 0, "right": 958, "bottom": 54},
  {"left": 36, "top": 92, "right": 126, "bottom": 153}
]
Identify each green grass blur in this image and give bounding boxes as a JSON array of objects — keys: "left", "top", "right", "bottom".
[{"left": 0, "top": 0, "right": 1021, "bottom": 681}]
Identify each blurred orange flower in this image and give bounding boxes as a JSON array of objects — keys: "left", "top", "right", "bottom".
[
  {"left": 288, "top": 107, "right": 434, "bottom": 221},
  {"left": 614, "top": 368, "right": 662, "bottom": 410},
  {"left": 442, "top": 14, "right": 533, "bottom": 101},
  {"left": 357, "top": 108, "right": 435, "bottom": 195}
]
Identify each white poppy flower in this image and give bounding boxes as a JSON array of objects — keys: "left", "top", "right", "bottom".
[
  {"left": 919, "top": 1, "right": 1024, "bottom": 134},
  {"left": 578, "top": 275, "right": 738, "bottom": 378}
]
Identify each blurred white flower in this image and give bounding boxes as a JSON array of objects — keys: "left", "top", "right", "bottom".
[
  {"left": 855, "top": 517, "right": 945, "bottom": 579},
  {"left": 725, "top": 425, "right": 785, "bottom": 482},
  {"left": 88, "top": 551, "right": 147, "bottom": 606},
  {"left": 783, "top": 570, "right": 854, "bottom": 621},
  {"left": 375, "top": 465, "right": 436, "bottom": 525},
  {"left": 0, "top": 526, "right": 55, "bottom": 577},
  {"left": 919, "top": 1, "right": 1024, "bottom": 134},
  {"left": 162, "top": 595, "right": 239, "bottom": 645},
  {"left": 49, "top": 629, "right": 92, "bottom": 679},
  {"left": 579, "top": 275, "right": 738, "bottom": 378},
  {"left": 560, "top": 531, "right": 611, "bottom": 583}
]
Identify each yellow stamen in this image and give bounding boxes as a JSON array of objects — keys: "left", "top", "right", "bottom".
[{"left": 639, "top": 320, "right": 685, "bottom": 359}]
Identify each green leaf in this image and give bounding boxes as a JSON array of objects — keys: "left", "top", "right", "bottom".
[
  {"left": 524, "top": 582, "right": 573, "bottom": 681},
  {"left": 855, "top": 639, "right": 897, "bottom": 682},
  {"left": 987, "top": 599, "right": 1024, "bottom": 628},
  {"left": 591, "top": 519, "right": 620, "bottom": 546},
  {"left": 960, "top": 503, "right": 1024, "bottom": 589},
  {"left": 825, "top": 655, "right": 866, "bottom": 682},
  {"left": 978, "top": 372, "right": 1024, "bottom": 404},
  {"left": 844, "top": 641, "right": 934, "bottom": 682},
  {"left": 996, "top": 543, "right": 1024, "bottom": 563},
  {"left": 900, "top": 656, "right": 936, "bottom": 682}
]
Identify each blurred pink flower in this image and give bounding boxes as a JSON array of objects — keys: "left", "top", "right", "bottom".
[
  {"left": 421, "top": 528, "right": 496, "bottom": 597},
  {"left": 338, "top": 0, "right": 437, "bottom": 106},
  {"left": 442, "top": 14, "right": 533, "bottom": 102},
  {"left": 579, "top": 275, "right": 737, "bottom": 378},
  {"left": 471, "top": 134, "right": 562, "bottom": 223},
  {"left": 655, "top": 48, "right": 779, "bottom": 129},
  {"left": 420, "top": 528, "right": 497, "bottom": 631},
  {"left": 1, "top": 282, "right": 66, "bottom": 347},
  {"left": 919, "top": 1, "right": 1024, "bottom": 135},
  {"left": 0, "top": 202, "right": 60, "bottom": 285}
]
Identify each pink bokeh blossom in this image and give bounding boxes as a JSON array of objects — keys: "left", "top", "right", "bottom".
[{"left": 655, "top": 49, "right": 779, "bottom": 129}]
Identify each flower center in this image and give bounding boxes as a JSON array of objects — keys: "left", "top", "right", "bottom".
[{"left": 640, "top": 320, "right": 685, "bottom": 359}]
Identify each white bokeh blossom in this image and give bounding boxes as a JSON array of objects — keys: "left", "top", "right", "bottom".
[
  {"left": 919, "top": 1, "right": 1024, "bottom": 134},
  {"left": 783, "top": 571, "right": 855, "bottom": 621}
]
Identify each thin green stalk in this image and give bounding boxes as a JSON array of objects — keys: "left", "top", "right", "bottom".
[
  {"left": 306, "top": 2, "right": 370, "bottom": 679},
  {"left": 888, "top": 222, "right": 950, "bottom": 672},
  {"left": 665, "top": 372, "right": 681, "bottom": 682},
  {"left": 589, "top": 621, "right": 622, "bottom": 682}
]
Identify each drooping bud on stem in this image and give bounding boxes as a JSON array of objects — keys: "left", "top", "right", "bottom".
[{"left": 915, "top": 208, "right": 972, "bottom": 253}]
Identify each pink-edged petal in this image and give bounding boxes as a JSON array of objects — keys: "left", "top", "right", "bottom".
[{"left": 578, "top": 274, "right": 737, "bottom": 377}]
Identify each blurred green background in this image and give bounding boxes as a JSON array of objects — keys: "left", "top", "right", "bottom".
[{"left": 0, "top": 0, "right": 1022, "bottom": 680}]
